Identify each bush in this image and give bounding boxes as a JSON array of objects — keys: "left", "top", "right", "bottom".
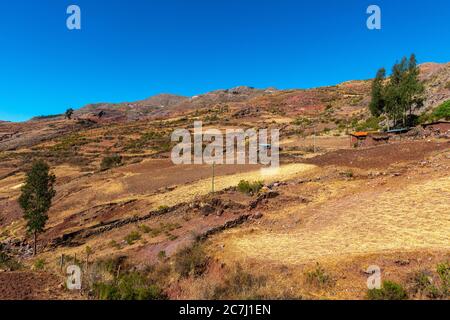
[
  {"left": 305, "top": 263, "right": 334, "bottom": 288},
  {"left": 124, "top": 231, "right": 141, "bottom": 245},
  {"left": 96, "top": 256, "right": 126, "bottom": 275},
  {"left": 437, "top": 262, "right": 449, "bottom": 296},
  {"left": 158, "top": 251, "right": 166, "bottom": 260},
  {"left": 292, "top": 117, "right": 312, "bottom": 126},
  {"left": 100, "top": 154, "right": 122, "bottom": 171},
  {"left": 237, "top": 180, "right": 263, "bottom": 195},
  {"left": 356, "top": 117, "right": 381, "bottom": 131},
  {"left": 212, "top": 264, "right": 267, "bottom": 299},
  {"left": 138, "top": 225, "right": 152, "bottom": 234},
  {"left": 94, "top": 272, "right": 165, "bottom": 300},
  {"left": 432, "top": 100, "right": 450, "bottom": 120},
  {"left": 174, "top": 244, "right": 208, "bottom": 278},
  {"left": 51, "top": 134, "right": 88, "bottom": 152},
  {"left": 446, "top": 81, "right": 450, "bottom": 90},
  {"left": 367, "top": 280, "right": 408, "bottom": 300},
  {"left": 34, "top": 258, "right": 46, "bottom": 270},
  {"left": 0, "top": 250, "right": 22, "bottom": 271}
]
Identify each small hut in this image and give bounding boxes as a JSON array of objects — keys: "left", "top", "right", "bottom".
[{"left": 349, "top": 131, "right": 390, "bottom": 148}]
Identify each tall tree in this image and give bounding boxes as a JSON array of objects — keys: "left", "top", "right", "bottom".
[
  {"left": 404, "top": 54, "right": 424, "bottom": 119},
  {"left": 65, "top": 108, "right": 74, "bottom": 120},
  {"left": 379, "top": 54, "right": 424, "bottom": 128},
  {"left": 18, "top": 160, "right": 56, "bottom": 255},
  {"left": 369, "top": 68, "right": 386, "bottom": 117}
]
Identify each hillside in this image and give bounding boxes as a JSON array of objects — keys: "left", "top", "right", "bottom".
[{"left": 0, "top": 62, "right": 449, "bottom": 300}]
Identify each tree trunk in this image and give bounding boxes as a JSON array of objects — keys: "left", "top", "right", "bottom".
[{"left": 33, "top": 231, "right": 37, "bottom": 256}]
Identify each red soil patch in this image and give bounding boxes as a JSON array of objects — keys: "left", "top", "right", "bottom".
[
  {"left": 304, "top": 140, "right": 450, "bottom": 169},
  {"left": 0, "top": 272, "right": 66, "bottom": 300}
]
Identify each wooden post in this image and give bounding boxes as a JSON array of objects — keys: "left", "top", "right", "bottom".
[
  {"left": 212, "top": 163, "right": 215, "bottom": 194},
  {"left": 313, "top": 127, "right": 317, "bottom": 153},
  {"left": 33, "top": 231, "right": 37, "bottom": 256},
  {"left": 60, "top": 254, "right": 65, "bottom": 273}
]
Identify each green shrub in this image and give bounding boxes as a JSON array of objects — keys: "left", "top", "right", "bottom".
[
  {"left": 174, "top": 244, "right": 208, "bottom": 278},
  {"left": 418, "top": 112, "right": 433, "bottom": 124},
  {"left": 157, "top": 205, "right": 170, "bottom": 212},
  {"left": 94, "top": 272, "right": 165, "bottom": 300},
  {"left": 292, "top": 117, "right": 312, "bottom": 126},
  {"left": 237, "top": 180, "right": 264, "bottom": 195},
  {"left": 367, "top": 280, "right": 408, "bottom": 300},
  {"left": 100, "top": 154, "right": 123, "bottom": 171},
  {"left": 437, "top": 262, "right": 449, "bottom": 295},
  {"left": 305, "top": 263, "right": 334, "bottom": 288},
  {"left": 34, "top": 258, "right": 46, "bottom": 270},
  {"left": 0, "top": 247, "right": 22, "bottom": 271},
  {"left": 51, "top": 134, "right": 88, "bottom": 152},
  {"left": 158, "top": 251, "right": 166, "bottom": 260},
  {"left": 356, "top": 117, "right": 381, "bottom": 131},
  {"left": 96, "top": 256, "right": 125, "bottom": 275},
  {"left": 124, "top": 231, "right": 141, "bottom": 245},
  {"left": 432, "top": 100, "right": 450, "bottom": 120},
  {"left": 138, "top": 225, "right": 152, "bottom": 234}
]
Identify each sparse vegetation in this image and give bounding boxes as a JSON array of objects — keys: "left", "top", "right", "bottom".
[
  {"left": 355, "top": 116, "right": 381, "bottom": 131},
  {"left": 51, "top": 134, "right": 88, "bottom": 152},
  {"left": 212, "top": 264, "right": 267, "bottom": 299},
  {"left": 146, "top": 222, "right": 181, "bottom": 238},
  {"left": 33, "top": 258, "right": 46, "bottom": 270},
  {"left": 292, "top": 117, "right": 312, "bottom": 127},
  {"left": 418, "top": 100, "right": 450, "bottom": 124},
  {"left": 305, "top": 263, "right": 334, "bottom": 288},
  {"left": 93, "top": 272, "right": 166, "bottom": 300},
  {"left": 367, "top": 280, "right": 408, "bottom": 300},
  {"left": 138, "top": 225, "right": 152, "bottom": 234},
  {"left": 431, "top": 100, "right": 450, "bottom": 121},
  {"left": 109, "top": 240, "right": 121, "bottom": 249},
  {"left": 0, "top": 249, "right": 22, "bottom": 271},
  {"left": 100, "top": 154, "right": 123, "bottom": 171},
  {"left": 157, "top": 251, "right": 166, "bottom": 260},
  {"left": 446, "top": 81, "right": 450, "bottom": 90},
  {"left": 237, "top": 180, "right": 263, "bottom": 195},
  {"left": 437, "top": 262, "right": 449, "bottom": 296},
  {"left": 174, "top": 244, "right": 208, "bottom": 278},
  {"left": 124, "top": 231, "right": 141, "bottom": 245}
]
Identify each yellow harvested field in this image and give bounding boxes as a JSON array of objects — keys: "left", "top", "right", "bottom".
[
  {"left": 149, "top": 163, "right": 317, "bottom": 209},
  {"left": 221, "top": 175, "right": 450, "bottom": 264}
]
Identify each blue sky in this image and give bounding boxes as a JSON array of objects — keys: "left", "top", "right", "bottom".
[{"left": 1, "top": 0, "right": 450, "bottom": 122}]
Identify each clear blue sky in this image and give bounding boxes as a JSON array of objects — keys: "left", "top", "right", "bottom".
[{"left": 1, "top": 0, "right": 450, "bottom": 121}]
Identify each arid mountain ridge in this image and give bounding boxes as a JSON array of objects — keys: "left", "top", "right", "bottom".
[{"left": 0, "top": 62, "right": 449, "bottom": 152}]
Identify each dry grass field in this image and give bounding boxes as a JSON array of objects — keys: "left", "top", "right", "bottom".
[{"left": 214, "top": 175, "right": 450, "bottom": 265}]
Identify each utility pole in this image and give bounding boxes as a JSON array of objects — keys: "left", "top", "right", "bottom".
[
  {"left": 212, "top": 163, "right": 215, "bottom": 195},
  {"left": 313, "top": 126, "right": 317, "bottom": 154}
]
